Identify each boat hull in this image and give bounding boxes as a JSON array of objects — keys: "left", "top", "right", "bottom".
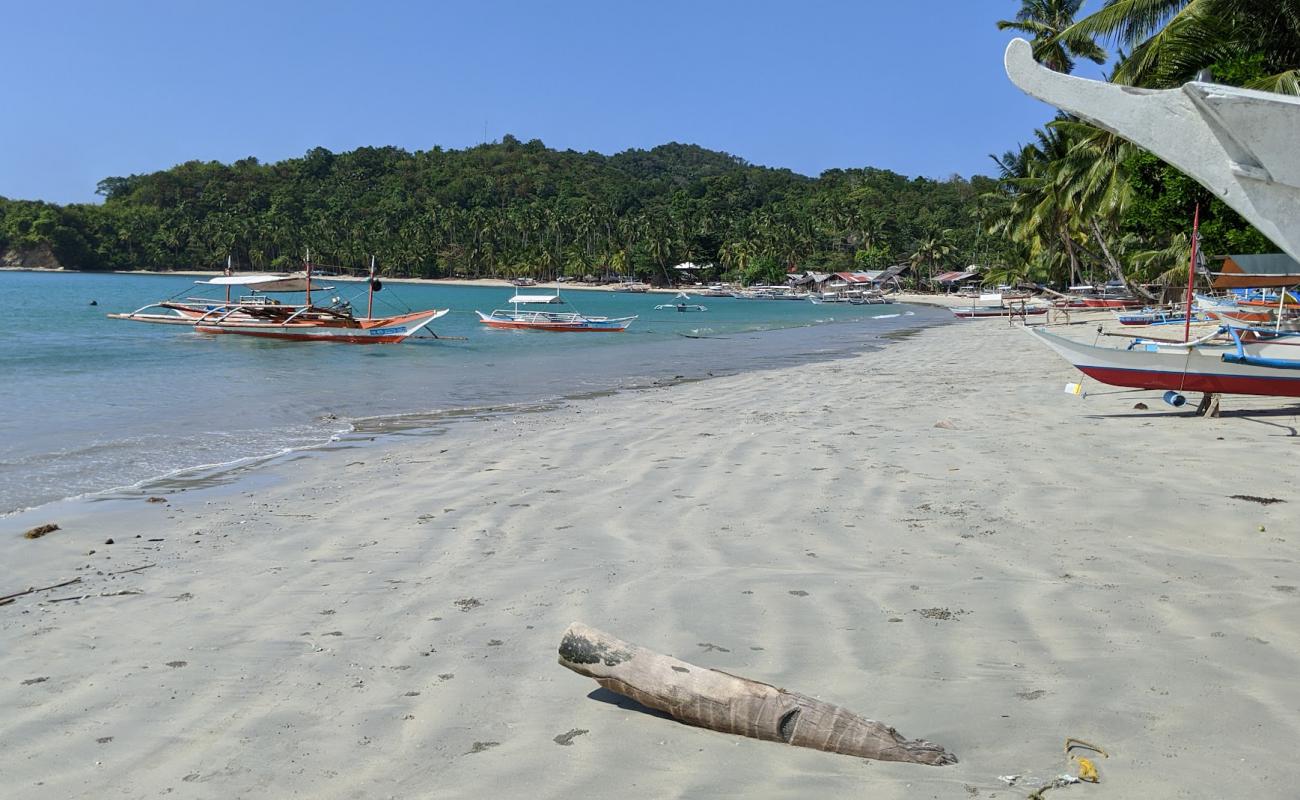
[
  {"left": 475, "top": 310, "right": 634, "bottom": 332},
  {"left": 952, "top": 307, "right": 1048, "bottom": 318},
  {"left": 193, "top": 309, "right": 448, "bottom": 343},
  {"left": 1031, "top": 328, "right": 1300, "bottom": 397},
  {"left": 1080, "top": 298, "right": 1142, "bottom": 309},
  {"left": 477, "top": 319, "right": 632, "bottom": 332}
]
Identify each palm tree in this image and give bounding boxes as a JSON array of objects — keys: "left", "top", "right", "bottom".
[
  {"left": 997, "top": 0, "right": 1107, "bottom": 73},
  {"left": 1059, "top": 0, "right": 1300, "bottom": 93},
  {"left": 990, "top": 125, "right": 1089, "bottom": 287},
  {"left": 910, "top": 232, "right": 956, "bottom": 290}
]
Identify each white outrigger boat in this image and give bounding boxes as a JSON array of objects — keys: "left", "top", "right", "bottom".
[
  {"left": 476, "top": 291, "right": 636, "bottom": 332},
  {"left": 109, "top": 258, "right": 449, "bottom": 344},
  {"left": 1032, "top": 325, "right": 1300, "bottom": 398},
  {"left": 654, "top": 292, "right": 707, "bottom": 312}
]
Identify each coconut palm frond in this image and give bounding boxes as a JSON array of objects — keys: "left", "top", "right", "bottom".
[
  {"left": 1057, "top": 0, "right": 1191, "bottom": 49},
  {"left": 1247, "top": 69, "right": 1300, "bottom": 96}
]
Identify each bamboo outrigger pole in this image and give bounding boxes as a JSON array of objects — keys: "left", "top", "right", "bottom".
[{"left": 557, "top": 623, "right": 957, "bottom": 765}]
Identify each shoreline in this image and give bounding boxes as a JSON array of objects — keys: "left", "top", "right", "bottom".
[
  {"left": 7, "top": 267, "right": 1006, "bottom": 301},
  {"left": 0, "top": 306, "right": 947, "bottom": 519}
]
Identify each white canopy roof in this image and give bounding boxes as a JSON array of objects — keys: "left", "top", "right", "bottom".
[
  {"left": 197, "top": 273, "right": 332, "bottom": 292},
  {"left": 508, "top": 293, "right": 562, "bottom": 304}
]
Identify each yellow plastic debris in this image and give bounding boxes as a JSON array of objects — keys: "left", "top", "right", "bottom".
[{"left": 1064, "top": 737, "right": 1107, "bottom": 784}]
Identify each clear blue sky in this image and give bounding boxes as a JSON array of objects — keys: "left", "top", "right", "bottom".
[{"left": 1, "top": 1, "right": 1107, "bottom": 205}]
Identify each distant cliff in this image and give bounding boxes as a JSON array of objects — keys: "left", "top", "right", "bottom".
[{"left": 0, "top": 243, "right": 63, "bottom": 270}]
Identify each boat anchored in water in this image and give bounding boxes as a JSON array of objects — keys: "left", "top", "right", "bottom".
[
  {"left": 108, "top": 257, "right": 449, "bottom": 343},
  {"left": 655, "top": 292, "right": 707, "bottom": 312},
  {"left": 476, "top": 290, "right": 637, "bottom": 332}
]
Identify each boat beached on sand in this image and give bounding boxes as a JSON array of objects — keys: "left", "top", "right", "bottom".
[
  {"left": 108, "top": 258, "right": 449, "bottom": 343},
  {"left": 951, "top": 293, "right": 1048, "bottom": 319},
  {"left": 951, "top": 304, "right": 1048, "bottom": 319},
  {"left": 1031, "top": 325, "right": 1300, "bottom": 398},
  {"left": 476, "top": 290, "right": 636, "bottom": 332}
]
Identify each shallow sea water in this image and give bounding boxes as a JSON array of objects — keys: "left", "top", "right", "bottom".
[{"left": 0, "top": 271, "right": 948, "bottom": 513}]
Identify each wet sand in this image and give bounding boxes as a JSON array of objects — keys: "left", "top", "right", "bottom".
[{"left": 3, "top": 316, "right": 1298, "bottom": 798}]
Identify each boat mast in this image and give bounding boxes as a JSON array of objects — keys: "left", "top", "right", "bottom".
[
  {"left": 367, "top": 255, "right": 376, "bottom": 320},
  {"left": 1182, "top": 204, "right": 1200, "bottom": 343},
  {"left": 225, "top": 254, "right": 232, "bottom": 303},
  {"left": 305, "top": 247, "right": 313, "bottom": 306}
]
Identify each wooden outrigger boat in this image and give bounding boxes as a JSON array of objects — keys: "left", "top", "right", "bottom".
[
  {"left": 1031, "top": 326, "right": 1300, "bottom": 397},
  {"left": 476, "top": 291, "right": 636, "bottom": 332},
  {"left": 654, "top": 292, "right": 707, "bottom": 312},
  {"left": 951, "top": 305, "right": 1048, "bottom": 319},
  {"left": 109, "top": 258, "right": 449, "bottom": 344},
  {"left": 951, "top": 294, "right": 1048, "bottom": 318},
  {"left": 1116, "top": 307, "right": 1204, "bottom": 326}
]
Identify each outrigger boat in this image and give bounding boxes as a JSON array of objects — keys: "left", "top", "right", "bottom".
[
  {"left": 1031, "top": 326, "right": 1300, "bottom": 397},
  {"left": 109, "top": 257, "right": 449, "bottom": 343},
  {"left": 952, "top": 305, "right": 1048, "bottom": 319},
  {"left": 654, "top": 293, "right": 707, "bottom": 312},
  {"left": 476, "top": 291, "right": 636, "bottom": 332},
  {"left": 1116, "top": 307, "right": 1205, "bottom": 326},
  {"left": 951, "top": 294, "right": 1049, "bottom": 318}
]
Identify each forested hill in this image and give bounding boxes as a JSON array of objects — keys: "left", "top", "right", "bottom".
[{"left": 0, "top": 137, "right": 998, "bottom": 283}]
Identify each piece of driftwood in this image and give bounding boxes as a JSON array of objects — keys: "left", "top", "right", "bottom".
[
  {"left": 0, "top": 577, "right": 82, "bottom": 605},
  {"left": 557, "top": 623, "right": 956, "bottom": 765}
]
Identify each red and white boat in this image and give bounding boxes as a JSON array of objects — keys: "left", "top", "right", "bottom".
[
  {"left": 1061, "top": 284, "right": 1143, "bottom": 309},
  {"left": 476, "top": 291, "right": 636, "bottom": 332},
  {"left": 109, "top": 259, "right": 448, "bottom": 344},
  {"left": 1031, "top": 326, "right": 1300, "bottom": 397}
]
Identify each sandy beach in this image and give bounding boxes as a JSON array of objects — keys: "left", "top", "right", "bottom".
[{"left": 3, "top": 314, "right": 1298, "bottom": 799}]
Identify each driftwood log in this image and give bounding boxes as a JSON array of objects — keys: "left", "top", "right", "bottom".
[{"left": 557, "top": 622, "right": 956, "bottom": 765}]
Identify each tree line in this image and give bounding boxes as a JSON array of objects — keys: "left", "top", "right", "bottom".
[{"left": 0, "top": 139, "right": 1002, "bottom": 285}]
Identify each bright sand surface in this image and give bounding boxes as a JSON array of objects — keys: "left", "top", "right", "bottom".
[{"left": 3, "top": 315, "right": 1298, "bottom": 799}]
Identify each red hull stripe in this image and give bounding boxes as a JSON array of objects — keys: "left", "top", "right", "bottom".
[
  {"left": 1080, "top": 299, "right": 1142, "bottom": 308},
  {"left": 195, "top": 328, "right": 408, "bottom": 343},
  {"left": 479, "top": 322, "right": 627, "bottom": 332},
  {"left": 1079, "top": 366, "right": 1300, "bottom": 397}
]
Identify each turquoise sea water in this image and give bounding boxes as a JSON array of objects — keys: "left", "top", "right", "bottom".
[{"left": 0, "top": 271, "right": 947, "bottom": 513}]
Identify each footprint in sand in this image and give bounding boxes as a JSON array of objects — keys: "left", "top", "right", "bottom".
[{"left": 553, "top": 729, "right": 588, "bottom": 746}]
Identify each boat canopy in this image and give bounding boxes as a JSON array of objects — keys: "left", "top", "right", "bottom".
[
  {"left": 197, "top": 273, "right": 331, "bottom": 292},
  {"left": 508, "top": 294, "right": 563, "bottom": 304}
]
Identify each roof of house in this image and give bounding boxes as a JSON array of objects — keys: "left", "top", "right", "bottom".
[
  {"left": 933, "top": 270, "right": 979, "bottom": 284},
  {"left": 1213, "top": 253, "right": 1300, "bottom": 288},
  {"left": 831, "top": 271, "right": 882, "bottom": 283}
]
